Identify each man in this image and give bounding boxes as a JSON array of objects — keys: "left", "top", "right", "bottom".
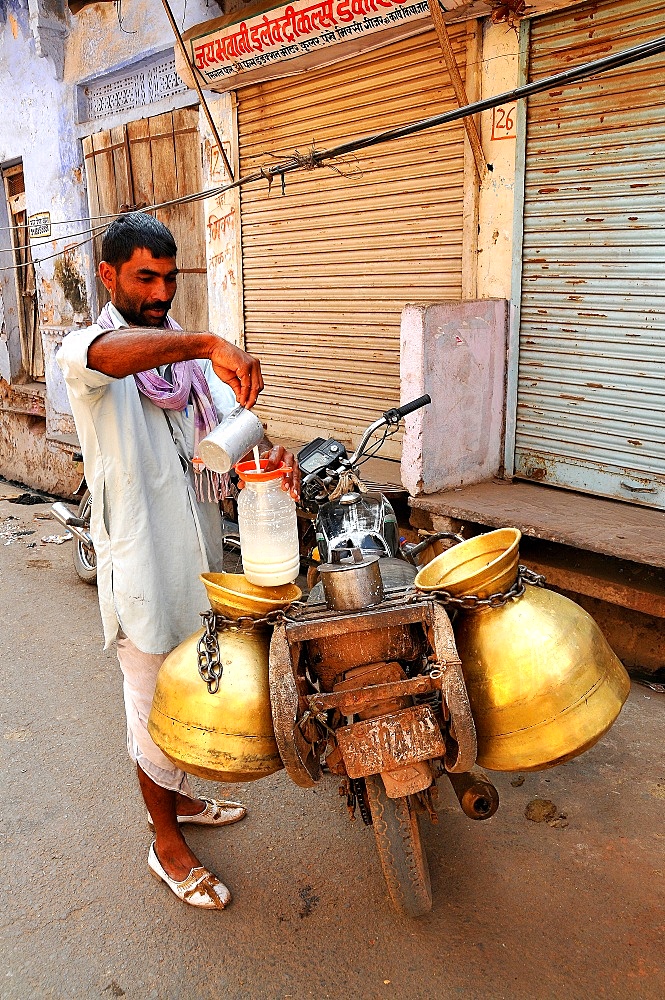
[{"left": 58, "top": 212, "right": 299, "bottom": 911}]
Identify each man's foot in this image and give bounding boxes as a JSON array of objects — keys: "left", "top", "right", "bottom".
[
  {"left": 148, "top": 795, "right": 247, "bottom": 828},
  {"left": 148, "top": 841, "right": 231, "bottom": 909},
  {"left": 176, "top": 793, "right": 208, "bottom": 817}
]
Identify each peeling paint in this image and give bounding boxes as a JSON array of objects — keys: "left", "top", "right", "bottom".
[{"left": 54, "top": 255, "right": 87, "bottom": 316}]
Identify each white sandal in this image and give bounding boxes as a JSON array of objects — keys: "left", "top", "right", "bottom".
[
  {"left": 147, "top": 796, "right": 246, "bottom": 828},
  {"left": 148, "top": 841, "right": 231, "bottom": 910}
]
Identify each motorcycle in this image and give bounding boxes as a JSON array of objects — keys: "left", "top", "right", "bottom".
[
  {"left": 297, "top": 393, "right": 462, "bottom": 587},
  {"left": 266, "top": 395, "right": 494, "bottom": 917},
  {"left": 52, "top": 401, "right": 492, "bottom": 920}
]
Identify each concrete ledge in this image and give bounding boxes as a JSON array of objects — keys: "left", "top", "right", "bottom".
[{"left": 410, "top": 479, "right": 665, "bottom": 569}]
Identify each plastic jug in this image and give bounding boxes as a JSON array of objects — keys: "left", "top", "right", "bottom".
[{"left": 235, "top": 459, "right": 300, "bottom": 586}]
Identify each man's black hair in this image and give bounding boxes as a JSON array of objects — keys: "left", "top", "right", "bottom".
[{"left": 101, "top": 212, "right": 177, "bottom": 267}]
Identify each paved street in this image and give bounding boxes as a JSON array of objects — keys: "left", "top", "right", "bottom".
[{"left": 1, "top": 485, "right": 664, "bottom": 1000}]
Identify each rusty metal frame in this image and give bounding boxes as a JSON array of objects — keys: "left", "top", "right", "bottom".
[
  {"left": 284, "top": 597, "right": 430, "bottom": 641},
  {"left": 272, "top": 595, "right": 477, "bottom": 776},
  {"left": 308, "top": 673, "right": 443, "bottom": 716}
]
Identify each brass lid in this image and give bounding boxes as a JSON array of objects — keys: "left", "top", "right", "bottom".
[
  {"left": 414, "top": 528, "right": 521, "bottom": 599},
  {"left": 201, "top": 572, "right": 301, "bottom": 619}
]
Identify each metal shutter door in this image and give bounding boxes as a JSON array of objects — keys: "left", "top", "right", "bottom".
[
  {"left": 515, "top": 0, "right": 665, "bottom": 509},
  {"left": 237, "top": 28, "right": 467, "bottom": 458}
]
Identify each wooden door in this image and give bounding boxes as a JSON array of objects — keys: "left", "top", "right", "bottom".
[
  {"left": 2, "top": 164, "right": 41, "bottom": 380},
  {"left": 82, "top": 107, "right": 208, "bottom": 331}
]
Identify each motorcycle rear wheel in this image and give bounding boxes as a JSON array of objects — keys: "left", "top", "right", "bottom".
[
  {"left": 73, "top": 490, "right": 97, "bottom": 586},
  {"left": 365, "top": 774, "right": 432, "bottom": 918}
]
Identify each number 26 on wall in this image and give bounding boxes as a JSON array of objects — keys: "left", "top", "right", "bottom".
[{"left": 492, "top": 103, "right": 517, "bottom": 140}]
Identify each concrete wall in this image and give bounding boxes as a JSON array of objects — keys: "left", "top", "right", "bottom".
[
  {"left": 0, "top": 1, "right": 92, "bottom": 352},
  {"left": 0, "top": 1, "right": 90, "bottom": 494},
  {"left": 63, "top": 0, "right": 214, "bottom": 83},
  {"left": 0, "top": 0, "right": 224, "bottom": 495},
  {"left": 399, "top": 20, "right": 521, "bottom": 497},
  {"left": 400, "top": 300, "right": 509, "bottom": 495},
  {"left": 200, "top": 94, "right": 245, "bottom": 350}
]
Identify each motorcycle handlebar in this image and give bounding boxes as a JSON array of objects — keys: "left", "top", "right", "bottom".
[
  {"left": 344, "top": 395, "right": 432, "bottom": 467},
  {"left": 393, "top": 394, "right": 431, "bottom": 418}
]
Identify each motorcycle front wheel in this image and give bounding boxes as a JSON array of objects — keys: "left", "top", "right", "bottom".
[
  {"left": 73, "top": 490, "right": 97, "bottom": 586},
  {"left": 365, "top": 774, "right": 432, "bottom": 918}
]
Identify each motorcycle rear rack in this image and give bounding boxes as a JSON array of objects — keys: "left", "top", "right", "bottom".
[
  {"left": 270, "top": 598, "right": 478, "bottom": 782},
  {"left": 284, "top": 589, "right": 430, "bottom": 642}
]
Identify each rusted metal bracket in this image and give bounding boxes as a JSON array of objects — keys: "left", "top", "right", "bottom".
[
  {"left": 429, "top": 603, "right": 477, "bottom": 773},
  {"left": 428, "top": 0, "right": 487, "bottom": 182},
  {"left": 308, "top": 673, "right": 442, "bottom": 716},
  {"left": 336, "top": 706, "right": 446, "bottom": 780}
]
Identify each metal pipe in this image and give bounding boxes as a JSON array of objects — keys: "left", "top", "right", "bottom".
[
  {"left": 308, "top": 33, "right": 665, "bottom": 165},
  {"left": 169, "top": 31, "right": 665, "bottom": 206},
  {"left": 446, "top": 769, "right": 500, "bottom": 820},
  {"left": 51, "top": 502, "right": 94, "bottom": 549}
]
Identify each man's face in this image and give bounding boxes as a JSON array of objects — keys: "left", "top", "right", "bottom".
[{"left": 99, "top": 247, "right": 178, "bottom": 327}]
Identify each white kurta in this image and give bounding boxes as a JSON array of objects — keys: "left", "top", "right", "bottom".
[{"left": 57, "top": 304, "right": 237, "bottom": 654}]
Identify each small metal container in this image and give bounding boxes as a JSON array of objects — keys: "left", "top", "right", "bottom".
[
  {"left": 198, "top": 405, "right": 264, "bottom": 473},
  {"left": 318, "top": 548, "right": 384, "bottom": 611}
]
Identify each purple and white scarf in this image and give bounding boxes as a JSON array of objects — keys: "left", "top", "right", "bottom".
[{"left": 96, "top": 303, "right": 227, "bottom": 503}]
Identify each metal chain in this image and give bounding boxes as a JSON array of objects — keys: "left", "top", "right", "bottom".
[
  {"left": 196, "top": 602, "right": 307, "bottom": 694},
  {"left": 197, "top": 610, "right": 225, "bottom": 695},
  {"left": 196, "top": 566, "right": 546, "bottom": 691},
  {"left": 419, "top": 564, "right": 546, "bottom": 612},
  {"left": 352, "top": 777, "right": 373, "bottom": 826}
]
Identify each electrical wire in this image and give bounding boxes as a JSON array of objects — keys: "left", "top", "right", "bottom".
[
  {"left": 0, "top": 39, "right": 522, "bottom": 235},
  {"left": 0, "top": 221, "right": 109, "bottom": 273},
  {"left": 356, "top": 426, "right": 394, "bottom": 467},
  {"left": 0, "top": 31, "right": 663, "bottom": 273},
  {"left": 0, "top": 220, "right": 116, "bottom": 255}
]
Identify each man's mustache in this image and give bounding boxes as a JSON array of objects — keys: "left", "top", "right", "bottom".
[{"left": 142, "top": 302, "right": 171, "bottom": 312}]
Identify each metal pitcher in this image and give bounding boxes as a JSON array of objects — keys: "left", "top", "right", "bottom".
[
  {"left": 198, "top": 405, "right": 264, "bottom": 473},
  {"left": 318, "top": 548, "right": 384, "bottom": 611}
]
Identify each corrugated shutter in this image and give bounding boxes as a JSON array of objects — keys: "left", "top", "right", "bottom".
[
  {"left": 237, "top": 28, "right": 467, "bottom": 458},
  {"left": 515, "top": 0, "right": 665, "bottom": 509}
]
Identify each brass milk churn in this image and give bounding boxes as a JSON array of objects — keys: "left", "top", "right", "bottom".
[
  {"left": 148, "top": 573, "right": 300, "bottom": 782},
  {"left": 415, "top": 529, "right": 630, "bottom": 772}
]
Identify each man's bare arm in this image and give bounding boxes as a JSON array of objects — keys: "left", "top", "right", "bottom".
[{"left": 87, "top": 328, "right": 264, "bottom": 409}]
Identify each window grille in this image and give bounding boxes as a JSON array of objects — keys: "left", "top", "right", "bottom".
[{"left": 80, "top": 54, "right": 188, "bottom": 122}]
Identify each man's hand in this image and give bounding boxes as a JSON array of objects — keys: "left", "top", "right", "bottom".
[
  {"left": 208, "top": 338, "right": 264, "bottom": 409},
  {"left": 262, "top": 444, "right": 300, "bottom": 501},
  {"left": 238, "top": 442, "right": 300, "bottom": 500}
]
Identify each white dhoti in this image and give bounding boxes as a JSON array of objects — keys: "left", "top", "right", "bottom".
[{"left": 116, "top": 636, "right": 195, "bottom": 797}]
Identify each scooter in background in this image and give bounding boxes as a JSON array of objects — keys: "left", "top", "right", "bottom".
[{"left": 52, "top": 489, "right": 96, "bottom": 585}]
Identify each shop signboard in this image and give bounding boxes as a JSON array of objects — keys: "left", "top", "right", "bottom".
[
  {"left": 180, "top": 0, "right": 469, "bottom": 91},
  {"left": 178, "top": 0, "right": 589, "bottom": 92}
]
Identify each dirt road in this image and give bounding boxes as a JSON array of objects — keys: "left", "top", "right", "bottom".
[{"left": 1, "top": 485, "right": 663, "bottom": 1000}]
